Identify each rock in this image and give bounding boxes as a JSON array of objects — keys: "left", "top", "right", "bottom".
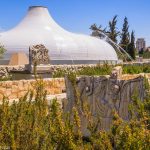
[
  {"left": 111, "top": 66, "right": 122, "bottom": 79},
  {"left": 0, "top": 67, "right": 10, "bottom": 79}
]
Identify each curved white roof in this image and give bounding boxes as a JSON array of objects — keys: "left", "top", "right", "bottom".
[{"left": 0, "top": 6, "right": 118, "bottom": 63}]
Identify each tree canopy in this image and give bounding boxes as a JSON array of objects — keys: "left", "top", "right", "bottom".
[
  {"left": 120, "top": 17, "right": 130, "bottom": 51},
  {"left": 128, "top": 31, "right": 136, "bottom": 59},
  {"left": 107, "top": 15, "right": 120, "bottom": 43}
]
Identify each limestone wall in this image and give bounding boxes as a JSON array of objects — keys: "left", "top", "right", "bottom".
[
  {"left": 0, "top": 64, "right": 99, "bottom": 73},
  {"left": 0, "top": 78, "right": 65, "bottom": 100},
  {"left": 0, "top": 65, "right": 26, "bottom": 72}
]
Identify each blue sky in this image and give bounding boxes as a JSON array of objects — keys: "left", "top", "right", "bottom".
[{"left": 0, "top": 0, "right": 150, "bottom": 45}]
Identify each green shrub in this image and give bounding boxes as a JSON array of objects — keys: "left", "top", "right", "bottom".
[
  {"left": 0, "top": 73, "right": 149, "bottom": 149},
  {"left": 123, "top": 64, "right": 150, "bottom": 74},
  {"left": 52, "top": 63, "right": 150, "bottom": 78},
  {"left": 52, "top": 63, "right": 113, "bottom": 78},
  {"left": 0, "top": 45, "right": 6, "bottom": 58}
]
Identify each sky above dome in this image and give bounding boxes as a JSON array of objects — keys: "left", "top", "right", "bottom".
[{"left": 0, "top": 0, "right": 150, "bottom": 46}]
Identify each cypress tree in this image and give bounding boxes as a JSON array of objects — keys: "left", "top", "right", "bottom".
[
  {"left": 107, "top": 15, "right": 119, "bottom": 43},
  {"left": 120, "top": 17, "right": 130, "bottom": 52},
  {"left": 128, "top": 31, "right": 136, "bottom": 59}
]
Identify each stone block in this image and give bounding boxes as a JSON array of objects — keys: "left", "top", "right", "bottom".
[
  {"left": 12, "top": 88, "right": 18, "bottom": 93},
  {"left": 5, "top": 89, "right": 12, "bottom": 97},
  {"left": 18, "top": 91, "right": 27, "bottom": 98},
  {"left": 0, "top": 88, "right": 6, "bottom": 94},
  {"left": 111, "top": 66, "right": 122, "bottom": 79},
  {"left": 9, "top": 93, "right": 18, "bottom": 100},
  {"left": 65, "top": 75, "right": 144, "bottom": 133},
  {"left": 5, "top": 81, "right": 12, "bottom": 88},
  {"left": 0, "top": 94, "right": 4, "bottom": 100},
  {"left": 29, "top": 44, "right": 50, "bottom": 65}
]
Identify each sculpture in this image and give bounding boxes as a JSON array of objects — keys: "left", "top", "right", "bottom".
[
  {"left": 29, "top": 44, "right": 50, "bottom": 65},
  {"left": 65, "top": 74, "right": 144, "bottom": 132}
]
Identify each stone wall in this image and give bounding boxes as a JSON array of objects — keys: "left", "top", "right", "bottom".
[
  {"left": 0, "top": 64, "right": 98, "bottom": 73},
  {"left": 65, "top": 75, "right": 144, "bottom": 134},
  {"left": 0, "top": 78, "right": 65, "bottom": 100},
  {"left": 1, "top": 62, "right": 150, "bottom": 74},
  {"left": 0, "top": 65, "right": 26, "bottom": 72}
]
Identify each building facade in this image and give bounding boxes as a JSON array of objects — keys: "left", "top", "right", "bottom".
[
  {"left": 136, "top": 38, "right": 146, "bottom": 52},
  {"left": 0, "top": 6, "right": 118, "bottom": 64}
]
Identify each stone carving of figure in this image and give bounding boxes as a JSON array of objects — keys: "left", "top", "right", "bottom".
[{"left": 29, "top": 44, "right": 50, "bottom": 65}]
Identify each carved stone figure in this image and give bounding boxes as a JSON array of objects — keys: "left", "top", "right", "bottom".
[
  {"left": 29, "top": 44, "right": 50, "bottom": 65},
  {"left": 65, "top": 75, "right": 144, "bottom": 133}
]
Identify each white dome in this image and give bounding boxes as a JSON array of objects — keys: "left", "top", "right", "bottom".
[{"left": 0, "top": 6, "right": 118, "bottom": 64}]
